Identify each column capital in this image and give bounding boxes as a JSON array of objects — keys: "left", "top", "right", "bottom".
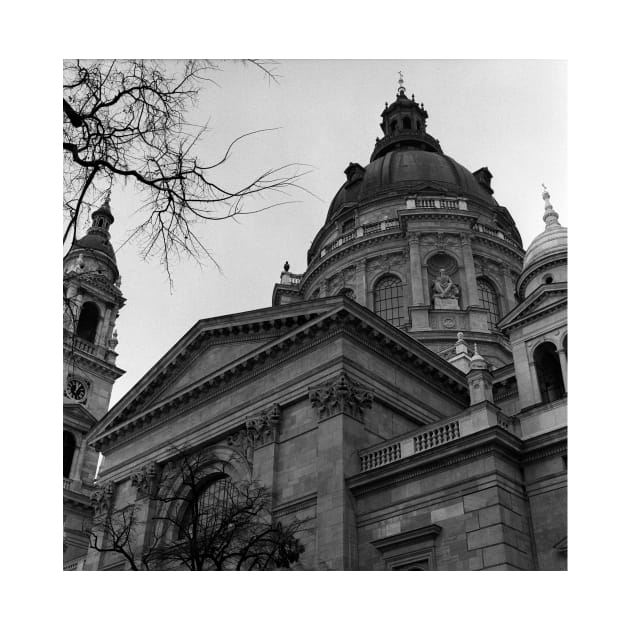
[
  {"left": 309, "top": 371, "right": 373, "bottom": 422},
  {"left": 408, "top": 232, "right": 420, "bottom": 245}
]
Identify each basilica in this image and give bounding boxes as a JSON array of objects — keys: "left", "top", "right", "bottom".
[{"left": 63, "top": 79, "right": 567, "bottom": 570}]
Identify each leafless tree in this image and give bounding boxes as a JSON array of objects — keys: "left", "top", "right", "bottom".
[
  {"left": 64, "top": 59, "right": 307, "bottom": 274},
  {"left": 89, "top": 452, "right": 304, "bottom": 570}
]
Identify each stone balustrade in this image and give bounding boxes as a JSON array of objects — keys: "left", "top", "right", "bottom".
[
  {"left": 359, "top": 408, "right": 519, "bottom": 473},
  {"left": 359, "top": 419, "right": 461, "bottom": 472},
  {"left": 280, "top": 272, "right": 304, "bottom": 286},
  {"left": 320, "top": 219, "right": 400, "bottom": 258},
  {"left": 472, "top": 223, "right": 520, "bottom": 249}
]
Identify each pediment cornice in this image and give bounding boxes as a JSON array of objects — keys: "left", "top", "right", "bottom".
[
  {"left": 91, "top": 299, "right": 470, "bottom": 453},
  {"left": 499, "top": 283, "right": 567, "bottom": 332}
]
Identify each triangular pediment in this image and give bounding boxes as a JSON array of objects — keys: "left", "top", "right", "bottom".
[
  {"left": 91, "top": 299, "right": 342, "bottom": 438},
  {"left": 147, "top": 336, "right": 273, "bottom": 404},
  {"left": 499, "top": 283, "right": 567, "bottom": 332},
  {"left": 91, "top": 296, "right": 470, "bottom": 451}
]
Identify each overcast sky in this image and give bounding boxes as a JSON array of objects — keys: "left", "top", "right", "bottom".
[{"left": 89, "top": 60, "right": 567, "bottom": 404}]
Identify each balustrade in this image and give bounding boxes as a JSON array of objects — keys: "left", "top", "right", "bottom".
[{"left": 359, "top": 420, "right": 461, "bottom": 472}]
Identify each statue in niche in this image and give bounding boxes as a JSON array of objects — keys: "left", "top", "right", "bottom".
[
  {"left": 432, "top": 269, "right": 460, "bottom": 310},
  {"left": 432, "top": 269, "right": 460, "bottom": 299}
]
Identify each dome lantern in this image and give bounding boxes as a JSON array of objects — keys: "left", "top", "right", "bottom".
[{"left": 371, "top": 76, "right": 441, "bottom": 161}]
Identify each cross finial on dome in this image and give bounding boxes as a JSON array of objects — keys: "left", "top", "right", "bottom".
[
  {"left": 541, "top": 183, "right": 561, "bottom": 229},
  {"left": 397, "top": 71, "right": 405, "bottom": 95}
]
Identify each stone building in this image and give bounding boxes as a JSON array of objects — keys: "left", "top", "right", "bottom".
[{"left": 65, "top": 80, "right": 567, "bottom": 571}]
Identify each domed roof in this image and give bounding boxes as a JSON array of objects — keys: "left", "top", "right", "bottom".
[
  {"left": 522, "top": 187, "right": 567, "bottom": 270},
  {"left": 64, "top": 196, "right": 118, "bottom": 269},
  {"left": 72, "top": 232, "right": 117, "bottom": 260},
  {"left": 327, "top": 148, "right": 497, "bottom": 221}
]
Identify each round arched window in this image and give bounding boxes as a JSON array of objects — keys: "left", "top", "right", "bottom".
[
  {"left": 477, "top": 278, "right": 501, "bottom": 329},
  {"left": 76, "top": 301, "right": 100, "bottom": 344},
  {"left": 533, "top": 342, "right": 566, "bottom": 403},
  {"left": 374, "top": 275, "right": 404, "bottom": 326},
  {"left": 180, "top": 476, "right": 237, "bottom": 538}
]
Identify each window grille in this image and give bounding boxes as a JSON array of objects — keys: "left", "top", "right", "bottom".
[
  {"left": 374, "top": 276, "right": 404, "bottom": 326},
  {"left": 477, "top": 278, "right": 500, "bottom": 329}
]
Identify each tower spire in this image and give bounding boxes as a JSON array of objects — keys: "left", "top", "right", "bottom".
[
  {"left": 541, "top": 184, "right": 561, "bottom": 229},
  {"left": 397, "top": 70, "right": 405, "bottom": 96}
]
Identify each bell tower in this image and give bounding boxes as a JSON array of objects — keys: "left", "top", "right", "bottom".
[{"left": 63, "top": 195, "right": 125, "bottom": 569}]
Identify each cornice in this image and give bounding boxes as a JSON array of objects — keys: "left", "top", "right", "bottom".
[
  {"left": 520, "top": 427, "right": 567, "bottom": 464},
  {"left": 516, "top": 253, "right": 568, "bottom": 299},
  {"left": 104, "top": 309, "right": 328, "bottom": 428},
  {"left": 92, "top": 305, "right": 469, "bottom": 452},
  {"left": 302, "top": 232, "right": 404, "bottom": 292},
  {"left": 63, "top": 342, "right": 125, "bottom": 379},
  {"left": 471, "top": 232, "right": 525, "bottom": 262},
  {"left": 499, "top": 284, "right": 567, "bottom": 332}
]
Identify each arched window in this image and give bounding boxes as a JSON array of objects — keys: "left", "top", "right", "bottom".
[
  {"left": 403, "top": 116, "right": 411, "bottom": 130},
  {"left": 180, "top": 476, "right": 237, "bottom": 538},
  {"left": 391, "top": 120, "right": 398, "bottom": 133},
  {"left": 63, "top": 431, "right": 76, "bottom": 478},
  {"left": 477, "top": 278, "right": 501, "bottom": 329},
  {"left": 533, "top": 342, "right": 566, "bottom": 403},
  {"left": 76, "top": 302, "right": 100, "bottom": 343},
  {"left": 374, "top": 275, "right": 404, "bottom": 326}
]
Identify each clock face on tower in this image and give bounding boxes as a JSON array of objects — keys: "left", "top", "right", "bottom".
[{"left": 65, "top": 377, "right": 88, "bottom": 403}]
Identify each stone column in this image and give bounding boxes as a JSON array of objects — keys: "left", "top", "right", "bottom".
[
  {"left": 71, "top": 436, "right": 88, "bottom": 481},
  {"left": 96, "top": 305, "right": 112, "bottom": 347},
  {"left": 408, "top": 233, "right": 424, "bottom": 306},
  {"left": 309, "top": 372, "right": 373, "bottom": 570},
  {"left": 460, "top": 234, "right": 480, "bottom": 307},
  {"left": 557, "top": 348, "right": 568, "bottom": 392},
  {"left": 355, "top": 259, "right": 367, "bottom": 307},
  {"left": 529, "top": 359, "right": 543, "bottom": 405}
]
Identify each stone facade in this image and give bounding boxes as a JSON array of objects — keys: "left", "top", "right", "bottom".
[{"left": 76, "top": 83, "right": 567, "bottom": 571}]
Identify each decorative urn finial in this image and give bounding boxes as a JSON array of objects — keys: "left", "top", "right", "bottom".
[{"left": 284, "top": 261, "right": 290, "bottom": 272}]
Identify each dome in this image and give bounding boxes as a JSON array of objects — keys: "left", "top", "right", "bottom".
[
  {"left": 327, "top": 148, "right": 497, "bottom": 221},
  {"left": 522, "top": 224, "right": 567, "bottom": 270},
  {"left": 72, "top": 232, "right": 117, "bottom": 261}
]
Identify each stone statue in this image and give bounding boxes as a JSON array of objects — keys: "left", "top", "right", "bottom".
[{"left": 432, "top": 268, "right": 460, "bottom": 299}]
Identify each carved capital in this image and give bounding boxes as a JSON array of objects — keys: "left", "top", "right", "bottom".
[
  {"left": 130, "top": 461, "right": 158, "bottom": 498},
  {"left": 227, "top": 404, "right": 283, "bottom": 468},
  {"left": 90, "top": 481, "right": 115, "bottom": 515},
  {"left": 309, "top": 371, "right": 374, "bottom": 421},
  {"left": 408, "top": 232, "right": 420, "bottom": 245}
]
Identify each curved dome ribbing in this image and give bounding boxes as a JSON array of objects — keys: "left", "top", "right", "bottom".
[{"left": 327, "top": 148, "right": 497, "bottom": 222}]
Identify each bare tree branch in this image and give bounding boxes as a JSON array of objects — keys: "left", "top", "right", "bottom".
[{"left": 64, "top": 59, "right": 308, "bottom": 274}]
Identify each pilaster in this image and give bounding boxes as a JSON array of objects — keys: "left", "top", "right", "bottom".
[
  {"left": 355, "top": 259, "right": 367, "bottom": 307},
  {"left": 309, "top": 372, "right": 373, "bottom": 570},
  {"left": 460, "top": 234, "right": 480, "bottom": 307},
  {"left": 408, "top": 233, "right": 424, "bottom": 306}
]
